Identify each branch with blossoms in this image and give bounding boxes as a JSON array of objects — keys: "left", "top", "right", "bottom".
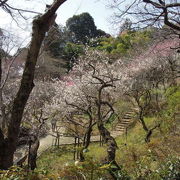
[{"left": 70, "top": 50, "right": 122, "bottom": 175}]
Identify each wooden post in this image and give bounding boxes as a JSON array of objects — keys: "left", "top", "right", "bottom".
[
  {"left": 57, "top": 133, "right": 60, "bottom": 148},
  {"left": 102, "top": 136, "right": 104, "bottom": 146},
  {"left": 74, "top": 137, "right": 77, "bottom": 161},
  {"left": 55, "top": 137, "right": 57, "bottom": 146},
  {"left": 100, "top": 135, "right": 102, "bottom": 146},
  {"left": 125, "top": 127, "right": 128, "bottom": 149},
  {"left": 77, "top": 137, "right": 80, "bottom": 159}
]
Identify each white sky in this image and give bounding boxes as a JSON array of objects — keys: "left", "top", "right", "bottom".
[
  {"left": 0, "top": 0, "right": 114, "bottom": 43},
  {"left": 57, "top": 0, "right": 114, "bottom": 33}
]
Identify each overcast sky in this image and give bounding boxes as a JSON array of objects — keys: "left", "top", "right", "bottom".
[
  {"left": 0, "top": 0, "right": 116, "bottom": 52},
  {"left": 56, "top": 0, "right": 114, "bottom": 33},
  {"left": 0, "top": 0, "right": 114, "bottom": 36}
]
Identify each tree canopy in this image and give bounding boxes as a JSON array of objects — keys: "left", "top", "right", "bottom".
[{"left": 66, "top": 12, "right": 107, "bottom": 44}]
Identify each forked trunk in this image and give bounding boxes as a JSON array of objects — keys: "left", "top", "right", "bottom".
[{"left": 145, "top": 124, "right": 160, "bottom": 143}]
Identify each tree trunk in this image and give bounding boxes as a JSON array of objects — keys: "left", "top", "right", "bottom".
[
  {"left": 145, "top": 130, "right": 152, "bottom": 143},
  {"left": 145, "top": 124, "right": 160, "bottom": 143},
  {"left": 96, "top": 85, "right": 120, "bottom": 179},
  {"left": 80, "top": 125, "right": 93, "bottom": 161},
  {"left": 140, "top": 116, "right": 149, "bottom": 132},
  {"left": 0, "top": 130, "right": 13, "bottom": 169},
  {"left": 0, "top": 58, "right": 6, "bottom": 131},
  {"left": 97, "top": 123, "right": 120, "bottom": 180},
  {"left": 28, "top": 138, "right": 40, "bottom": 170},
  {"left": 0, "top": 18, "right": 47, "bottom": 169},
  {"left": 98, "top": 123, "right": 117, "bottom": 163},
  {"left": 138, "top": 108, "right": 149, "bottom": 132},
  {"left": 0, "top": 0, "right": 67, "bottom": 169}
]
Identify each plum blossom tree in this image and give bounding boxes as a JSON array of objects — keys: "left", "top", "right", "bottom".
[
  {"left": 0, "top": 29, "right": 28, "bottom": 133},
  {"left": 123, "top": 48, "right": 179, "bottom": 142},
  {"left": 0, "top": 0, "right": 67, "bottom": 169},
  {"left": 47, "top": 50, "right": 124, "bottom": 178}
]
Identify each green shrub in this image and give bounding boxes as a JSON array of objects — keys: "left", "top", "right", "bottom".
[
  {"left": 58, "top": 157, "right": 108, "bottom": 180},
  {"left": 157, "top": 156, "right": 180, "bottom": 180},
  {"left": 0, "top": 166, "right": 57, "bottom": 180},
  {"left": 165, "top": 86, "right": 180, "bottom": 115}
]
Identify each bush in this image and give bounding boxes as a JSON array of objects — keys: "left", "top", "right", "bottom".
[
  {"left": 157, "top": 156, "right": 180, "bottom": 180},
  {"left": 58, "top": 157, "right": 108, "bottom": 180},
  {"left": 0, "top": 166, "right": 56, "bottom": 180}
]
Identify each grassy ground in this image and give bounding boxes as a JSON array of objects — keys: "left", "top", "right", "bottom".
[
  {"left": 36, "top": 115, "right": 180, "bottom": 179},
  {"left": 1, "top": 115, "right": 179, "bottom": 180}
]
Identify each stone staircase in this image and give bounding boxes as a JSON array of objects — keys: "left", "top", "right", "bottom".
[
  {"left": 111, "top": 109, "right": 137, "bottom": 137},
  {"left": 14, "top": 108, "right": 138, "bottom": 165}
]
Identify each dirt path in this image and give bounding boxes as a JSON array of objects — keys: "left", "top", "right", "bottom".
[
  {"left": 14, "top": 109, "right": 136, "bottom": 164},
  {"left": 14, "top": 130, "right": 122, "bottom": 164}
]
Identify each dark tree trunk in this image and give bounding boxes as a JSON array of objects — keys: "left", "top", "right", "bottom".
[
  {"left": 0, "top": 58, "right": 2, "bottom": 128},
  {"left": 80, "top": 125, "right": 93, "bottom": 161},
  {"left": 0, "top": 130, "right": 13, "bottom": 169},
  {"left": 0, "top": 58, "right": 6, "bottom": 130},
  {"left": 139, "top": 111, "right": 152, "bottom": 143},
  {"left": 95, "top": 83, "right": 120, "bottom": 179},
  {"left": 0, "top": 18, "right": 46, "bottom": 169},
  {"left": 145, "top": 130, "right": 152, "bottom": 143},
  {"left": 98, "top": 123, "right": 117, "bottom": 163},
  {"left": 0, "top": 0, "right": 67, "bottom": 169},
  {"left": 145, "top": 124, "right": 160, "bottom": 143},
  {"left": 138, "top": 108, "right": 156, "bottom": 143},
  {"left": 155, "top": 83, "right": 160, "bottom": 112},
  {"left": 98, "top": 123, "right": 120, "bottom": 180},
  {"left": 138, "top": 106, "right": 149, "bottom": 132},
  {"left": 28, "top": 138, "right": 40, "bottom": 170},
  {"left": 140, "top": 113, "right": 157, "bottom": 143},
  {"left": 140, "top": 116, "right": 149, "bottom": 132}
]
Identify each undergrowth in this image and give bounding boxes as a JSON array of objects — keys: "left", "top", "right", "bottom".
[{"left": 1, "top": 86, "right": 179, "bottom": 179}]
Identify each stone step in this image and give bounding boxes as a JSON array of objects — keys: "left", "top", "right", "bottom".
[
  {"left": 116, "top": 127, "right": 127, "bottom": 130},
  {"left": 116, "top": 129, "right": 126, "bottom": 132},
  {"left": 116, "top": 123, "right": 128, "bottom": 126},
  {"left": 123, "top": 117, "right": 132, "bottom": 120},
  {"left": 116, "top": 124, "right": 126, "bottom": 127},
  {"left": 124, "top": 113, "right": 134, "bottom": 116},
  {"left": 116, "top": 126, "right": 126, "bottom": 130},
  {"left": 123, "top": 119, "right": 132, "bottom": 121},
  {"left": 118, "top": 122, "right": 130, "bottom": 125},
  {"left": 115, "top": 126, "right": 122, "bottom": 128},
  {"left": 124, "top": 116, "right": 133, "bottom": 119},
  {"left": 124, "top": 113, "right": 133, "bottom": 116},
  {"left": 112, "top": 130, "right": 124, "bottom": 134},
  {"left": 120, "top": 118, "right": 132, "bottom": 121},
  {"left": 120, "top": 119, "right": 131, "bottom": 122},
  {"left": 116, "top": 122, "right": 131, "bottom": 127},
  {"left": 112, "top": 110, "right": 137, "bottom": 135},
  {"left": 112, "top": 131, "right": 124, "bottom": 134},
  {"left": 125, "top": 112, "right": 134, "bottom": 115},
  {"left": 116, "top": 124, "right": 128, "bottom": 128}
]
